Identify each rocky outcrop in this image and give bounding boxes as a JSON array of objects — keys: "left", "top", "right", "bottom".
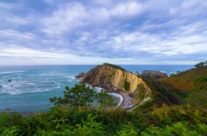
[
  {"left": 139, "top": 70, "right": 168, "bottom": 81},
  {"left": 8, "top": 80, "right": 12, "bottom": 82},
  {"left": 80, "top": 63, "right": 151, "bottom": 108},
  {"left": 75, "top": 72, "right": 85, "bottom": 78}
]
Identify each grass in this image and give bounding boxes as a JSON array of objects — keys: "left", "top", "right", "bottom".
[{"left": 161, "top": 66, "right": 207, "bottom": 91}]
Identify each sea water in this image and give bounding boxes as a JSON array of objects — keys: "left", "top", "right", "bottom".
[{"left": 0, "top": 65, "right": 193, "bottom": 113}]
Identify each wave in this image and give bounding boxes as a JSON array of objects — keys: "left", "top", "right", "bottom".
[
  {"left": 0, "top": 80, "right": 62, "bottom": 95},
  {"left": 0, "top": 71, "right": 23, "bottom": 75}
]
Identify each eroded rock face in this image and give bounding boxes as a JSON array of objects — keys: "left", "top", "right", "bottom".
[
  {"left": 80, "top": 63, "right": 151, "bottom": 94},
  {"left": 75, "top": 72, "right": 85, "bottom": 78}
]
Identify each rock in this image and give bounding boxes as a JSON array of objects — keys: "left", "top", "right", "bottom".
[
  {"left": 139, "top": 70, "right": 168, "bottom": 81},
  {"left": 80, "top": 63, "right": 151, "bottom": 108},
  {"left": 8, "top": 80, "right": 12, "bottom": 82},
  {"left": 75, "top": 72, "right": 85, "bottom": 78}
]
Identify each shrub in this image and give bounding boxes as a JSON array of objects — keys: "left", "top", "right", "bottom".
[
  {"left": 194, "top": 62, "right": 205, "bottom": 68},
  {"left": 194, "top": 76, "right": 207, "bottom": 89},
  {"left": 124, "top": 81, "right": 130, "bottom": 91}
]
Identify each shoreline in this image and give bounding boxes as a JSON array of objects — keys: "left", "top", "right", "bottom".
[{"left": 85, "top": 84, "right": 124, "bottom": 107}]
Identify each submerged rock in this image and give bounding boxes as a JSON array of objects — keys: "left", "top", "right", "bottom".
[
  {"left": 80, "top": 63, "right": 151, "bottom": 108},
  {"left": 75, "top": 72, "right": 85, "bottom": 78},
  {"left": 8, "top": 80, "right": 12, "bottom": 82}
]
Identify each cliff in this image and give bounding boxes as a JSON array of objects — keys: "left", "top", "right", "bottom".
[{"left": 80, "top": 63, "right": 151, "bottom": 108}]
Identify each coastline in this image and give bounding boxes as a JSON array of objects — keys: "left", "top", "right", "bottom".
[{"left": 85, "top": 84, "right": 124, "bottom": 107}]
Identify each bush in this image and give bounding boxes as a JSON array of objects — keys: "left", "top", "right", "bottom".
[
  {"left": 194, "top": 62, "right": 205, "bottom": 68},
  {"left": 194, "top": 76, "right": 207, "bottom": 89},
  {"left": 124, "top": 81, "right": 130, "bottom": 91}
]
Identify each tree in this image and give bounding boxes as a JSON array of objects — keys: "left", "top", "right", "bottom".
[
  {"left": 96, "top": 91, "right": 115, "bottom": 109},
  {"left": 50, "top": 84, "right": 116, "bottom": 108},
  {"left": 50, "top": 84, "right": 97, "bottom": 107},
  {"left": 194, "top": 62, "right": 205, "bottom": 68}
]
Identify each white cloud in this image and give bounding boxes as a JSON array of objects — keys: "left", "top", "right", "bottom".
[
  {"left": 0, "top": 46, "right": 146, "bottom": 65},
  {"left": 0, "top": 29, "right": 35, "bottom": 40},
  {"left": 42, "top": 1, "right": 144, "bottom": 35},
  {"left": 103, "top": 24, "right": 207, "bottom": 56}
]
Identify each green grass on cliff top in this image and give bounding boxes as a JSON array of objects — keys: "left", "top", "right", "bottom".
[{"left": 161, "top": 66, "right": 207, "bottom": 91}]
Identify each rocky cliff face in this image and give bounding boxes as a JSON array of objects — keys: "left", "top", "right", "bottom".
[{"left": 80, "top": 63, "right": 151, "bottom": 107}]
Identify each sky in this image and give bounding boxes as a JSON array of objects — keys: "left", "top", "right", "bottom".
[{"left": 0, "top": 0, "right": 207, "bottom": 65}]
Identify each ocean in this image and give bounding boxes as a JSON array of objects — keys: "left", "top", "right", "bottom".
[{"left": 0, "top": 65, "right": 193, "bottom": 113}]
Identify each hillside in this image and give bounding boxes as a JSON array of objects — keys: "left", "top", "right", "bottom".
[
  {"left": 152, "top": 65, "right": 207, "bottom": 109},
  {"left": 161, "top": 66, "right": 207, "bottom": 91}
]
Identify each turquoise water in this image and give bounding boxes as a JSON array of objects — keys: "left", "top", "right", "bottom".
[{"left": 0, "top": 65, "right": 193, "bottom": 112}]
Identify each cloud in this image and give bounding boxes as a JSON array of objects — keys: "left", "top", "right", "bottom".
[
  {"left": 0, "top": 0, "right": 207, "bottom": 65},
  {"left": 0, "top": 29, "right": 35, "bottom": 40},
  {"left": 42, "top": 1, "right": 144, "bottom": 36}
]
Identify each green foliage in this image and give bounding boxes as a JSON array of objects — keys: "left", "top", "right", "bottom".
[
  {"left": 50, "top": 84, "right": 96, "bottom": 107},
  {"left": 50, "top": 84, "right": 115, "bottom": 108},
  {"left": 117, "top": 122, "right": 138, "bottom": 136},
  {"left": 194, "top": 75, "right": 207, "bottom": 89},
  {"left": 141, "top": 122, "right": 205, "bottom": 136},
  {"left": 97, "top": 91, "right": 116, "bottom": 109},
  {"left": 124, "top": 81, "right": 130, "bottom": 91},
  {"left": 0, "top": 105, "right": 207, "bottom": 136},
  {"left": 137, "top": 84, "right": 146, "bottom": 100},
  {"left": 195, "top": 62, "right": 206, "bottom": 68},
  {"left": 102, "top": 63, "right": 126, "bottom": 71}
]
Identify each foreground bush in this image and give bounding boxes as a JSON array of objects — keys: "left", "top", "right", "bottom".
[{"left": 0, "top": 104, "right": 207, "bottom": 136}]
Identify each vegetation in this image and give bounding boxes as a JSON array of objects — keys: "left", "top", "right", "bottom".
[
  {"left": 102, "top": 63, "right": 126, "bottom": 71},
  {"left": 0, "top": 104, "right": 207, "bottom": 135},
  {"left": 161, "top": 65, "right": 207, "bottom": 91},
  {"left": 194, "top": 75, "right": 207, "bottom": 89},
  {"left": 124, "top": 81, "right": 130, "bottom": 91},
  {"left": 194, "top": 61, "right": 207, "bottom": 68},
  {"left": 50, "top": 84, "right": 116, "bottom": 109},
  {"left": 158, "top": 62, "right": 207, "bottom": 109},
  {"left": 97, "top": 91, "right": 115, "bottom": 109}
]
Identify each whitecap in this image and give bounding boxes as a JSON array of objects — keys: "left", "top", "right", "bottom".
[{"left": 0, "top": 71, "right": 23, "bottom": 75}]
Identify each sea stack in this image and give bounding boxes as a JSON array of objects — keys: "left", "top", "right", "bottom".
[{"left": 75, "top": 72, "right": 85, "bottom": 78}]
